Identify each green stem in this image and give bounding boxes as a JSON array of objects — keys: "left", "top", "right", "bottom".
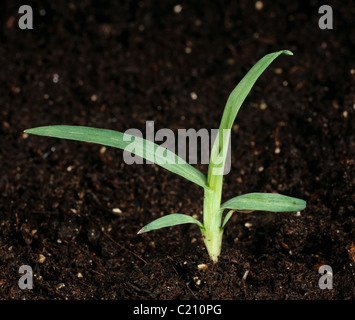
[
  {"left": 202, "top": 158, "right": 224, "bottom": 263},
  {"left": 202, "top": 127, "right": 230, "bottom": 262},
  {"left": 202, "top": 223, "right": 223, "bottom": 263}
]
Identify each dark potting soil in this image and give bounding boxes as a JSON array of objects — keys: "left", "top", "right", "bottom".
[{"left": 0, "top": 1, "right": 354, "bottom": 300}]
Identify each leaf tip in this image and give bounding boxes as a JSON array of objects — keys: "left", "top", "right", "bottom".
[
  {"left": 299, "top": 199, "right": 307, "bottom": 210},
  {"left": 282, "top": 50, "right": 293, "bottom": 56},
  {"left": 137, "top": 227, "right": 147, "bottom": 235},
  {"left": 24, "top": 127, "right": 40, "bottom": 135}
]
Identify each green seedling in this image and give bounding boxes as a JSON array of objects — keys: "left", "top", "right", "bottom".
[{"left": 25, "top": 50, "right": 306, "bottom": 263}]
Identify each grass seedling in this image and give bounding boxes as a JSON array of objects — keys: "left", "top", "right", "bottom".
[{"left": 25, "top": 50, "right": 306, "bottom": 263}]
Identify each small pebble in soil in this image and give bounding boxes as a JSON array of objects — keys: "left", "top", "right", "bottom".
[
  {"left": 190, "top": 92, "right": 198, "bottom": 100},
  {"left": 38, "top": 254, "right": 46, "bottom": 263},
  {"left": 193, "top": 277, "right": 201, "bottom": 286},
  {"left": 260, "top": 102, "right": 267, "bottom": 110},
  {"left": 52, "top": 73, "right": 59, "bottom": 83},
  {"left": 255, "top": 1, "right": 263, "bottom": 10},
  {"left": 56, "top": 283, "right": 65, "bottom": 290},
  {"left": 242, "top": 270, "right": 249, "bottom": 280},
  {"left": 173, "top": 5, "right": 183, "bottom": 14},
  {"left": 244, "top": 222, "right": 252, "bottom": 228},
  {"left": 112, "top": 208, "right": 122, "bottom": 215},
  {"left": 198, "top": 264, "right": 208, "bottom": 271},
  {"left": 57, "top": 283, "right": 65, "bottom": 290}
]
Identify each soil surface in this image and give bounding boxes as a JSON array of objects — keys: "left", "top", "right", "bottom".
[{"left": 0, "top": 0, "right": 354, "bottom": 300}]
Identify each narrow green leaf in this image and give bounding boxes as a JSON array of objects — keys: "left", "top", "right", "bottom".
[
  {"left": 221, "top": 210, "right": 235, "bottom": 230},
  {"left": 217, "top": 50, "right": 293, "bottom": 149},
  {"left": 25, "top": 125, "right": 208, "bottom": 189},
  {"left": 137, "top": 214, "right": 204, "bottom": 234},
  {"left": 209, "top": 50, "right": 293, "bottom": 176},
  {"left": 220, "top": 193, "right": 306, "bottom": 212}
]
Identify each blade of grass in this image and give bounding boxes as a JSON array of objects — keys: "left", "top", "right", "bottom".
[
  {"left": 216, "top": 50, "right": 293, "bottom": 152},
  {"left": 209, "top": 50, "right": 293, "bottom": 179},
  {"left": 137, "top": 214, "right": 204, "bottom": 234},
  {"left": 221, "top": 210, "right": 235, "bottom": 230},
  {"left": 25, "top": 125, "right": 209, "bottom": 190},
  {"left": 205, "top": 51, "right": 293, "bottom": 223},
  {"left": 203, "top": 51, "right": 294, "bottom": 237},
  {"left": 220, "top": 193, "right": 306, "bottom": 212}
]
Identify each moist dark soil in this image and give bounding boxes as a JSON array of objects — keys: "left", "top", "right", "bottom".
[{"left": 0, "top": 0, "right": 354, "bottom": 300}]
